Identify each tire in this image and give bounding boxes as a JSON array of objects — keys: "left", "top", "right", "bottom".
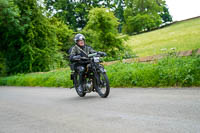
[
  {"left": 95, "top": 72, "right": 110, "bottom": 98},
  {"left": 74, "top": 73, "right": 86, "bottom": 97}
]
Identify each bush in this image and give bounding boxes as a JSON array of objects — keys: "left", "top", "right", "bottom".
[{"left": 106, "top": 56, "right": 200, "bottom": 87}]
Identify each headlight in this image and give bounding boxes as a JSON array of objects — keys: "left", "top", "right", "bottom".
[{"left": 94, "top": 57, "right": 100, "bottom": 63}]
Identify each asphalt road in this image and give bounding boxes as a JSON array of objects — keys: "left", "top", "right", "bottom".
[{"left": 0, "top": 86, "right": 200, "bottom": 133}]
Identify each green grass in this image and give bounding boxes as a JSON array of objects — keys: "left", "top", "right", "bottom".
[
  {"left": 125, "top": 18, "right": 200, "bottom": 57},
  {"left": 0, "top": 68, "right": 73, "bottom": 88},
  {"left": 1, "top": 56, "right": 200, "bottom": 87},
  {"left": 107, "top": 56, "right": 200, "bottom": 87}
]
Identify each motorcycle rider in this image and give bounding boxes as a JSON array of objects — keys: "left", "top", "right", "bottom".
[{"left": 69, "top": 34, "right": 99, "bottom": 93}]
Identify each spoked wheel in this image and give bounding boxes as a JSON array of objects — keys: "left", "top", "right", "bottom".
[
  {"left": 74, "top": 73, "right": 86, "bottom": 97},
  {"left": 95, "top": 72, "right": 110, "bottom": 98}
]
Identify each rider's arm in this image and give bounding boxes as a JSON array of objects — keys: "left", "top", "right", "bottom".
[
  {"left": 88, "top": 46, "right": 97, "bottom": 54},
  {"left": 69, "top": 46, "right": 80, "bottom": 61}
]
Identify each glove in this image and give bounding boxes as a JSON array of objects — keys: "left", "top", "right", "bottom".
[
  {"left": 98, "top": 52, "right": 107, "bottom": 57},
  {"left": 72, "top": 55, "right": 81, "bottom": 60}
]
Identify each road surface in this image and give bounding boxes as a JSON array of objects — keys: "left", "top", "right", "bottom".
[{"left": 0, "top": 86, "right": 200, "bottom": 133}]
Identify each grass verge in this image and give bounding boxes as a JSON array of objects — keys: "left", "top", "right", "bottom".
[
  {"left": 0, "top": 68, "right": 73, "bottom": 88},
  {"left": 0, "top": 56, "right": 200, "bottom": 88}
]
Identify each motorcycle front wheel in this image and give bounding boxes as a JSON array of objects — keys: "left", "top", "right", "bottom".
[{"left": 95, "top": 72, "right": 110, "bottom": 98}]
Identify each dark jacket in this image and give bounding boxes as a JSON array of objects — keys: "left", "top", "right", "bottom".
[{"left": 69, "top": 44, "right": 96, "bottom": 61}]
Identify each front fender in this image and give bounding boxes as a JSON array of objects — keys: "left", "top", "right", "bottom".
[{"left": 99, "top": 67, "right": 106, "bottom": 73}]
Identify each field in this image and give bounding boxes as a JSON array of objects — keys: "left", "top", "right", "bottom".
[{"left": 125, "top": 17, "right": 200, "bottom": 57}]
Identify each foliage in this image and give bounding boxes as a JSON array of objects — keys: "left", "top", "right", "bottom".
[
  {"left": 82, "top": 8, "right": 123, "bottom": 57},
  {"left": 45, "top": 0, "right": 126, "bottom": 32},
  {"left": 45, "top": 0, "right": 100, "bottom": 31},
  {"left": 160, "top": 5, "right": 172, "bottom": 23},
  {"left": 123, "top": 13, "right": 162, "bottom": 34},
  {"left": 107, "top": 56, "right": 200, "bottom": 87},
  {"left": 0, "top": 52, "right": 6, "bottom": 76},
  {"left": 123, "top": 0, "right": 168, "bottom": 34},
  {"left": 112, "top": 0, "right": 126, "bottom": 32},
  {"left": 45, "top": 0, "right": 172, "bottom": 33},
  {"left": 103, "top": 44, "right": 137, "bottom": 61},
  {"left": 49, "top": 17, "right": 74, "bottom": 61},
  {"left": 1, "top": 56, "right": 200, "bottom": 87},
  {"left": 0, "top": 0, "right": 25, "bottom": 74},
  {"left": 0, "top": 0, "right": 72, "bottom": 74}
]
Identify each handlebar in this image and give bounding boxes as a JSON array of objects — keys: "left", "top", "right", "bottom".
[
  {"left": 88, "top": 53, "right": 97, "bottom": 57},
  {"left": 73, "top": 52, "right": 106, "bottom": 62},
  {"left": 88, "top": 52, "right": 106, "bottom": 58}
]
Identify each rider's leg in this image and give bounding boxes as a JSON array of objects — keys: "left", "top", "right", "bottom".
[{"left": 76, "top": 66, "right": 85, "bottom": 92}]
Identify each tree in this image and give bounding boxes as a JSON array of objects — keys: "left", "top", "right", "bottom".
[
  {"left": 45, "top": 0, "right": 126, "bottom": 32},
  {"left": 0, "top": 0, "right": 67, "bottom": 74},
  {"left": 49, "top": 17, "right": 74, "bottom": 57},
  {"left": 113, "top": 0, "right": 126, "bottom": 32},
  {"left": 101, "top": 0, "right": 126, "bottom": 32},
  {"left": 45, "top": 0, "right": 101, "bottom": 31},
  {"left": 123, "top": 0, "right": 166, "bottom": 34},
  {"left": 0, "top": 0, "right": 25, "bottom": 74},
  {"left": 160, "top": 6, "right": 172, "bottom": 23},
  {"left": 0, "top": 52, "right": 6, "bottom": 76},
  {"left": 82, "top": 8, "right": 123, "bottom": 56}
]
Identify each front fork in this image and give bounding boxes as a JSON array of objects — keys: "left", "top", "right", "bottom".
[{"left": 93, "top": 65, "right": 106, "bottom": 88}]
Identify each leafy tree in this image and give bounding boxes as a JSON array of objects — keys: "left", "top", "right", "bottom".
[
  {"left": 113, "top": 0, "right": 126, "bottom": 32},
  {"left": 0, "top": 0, "right": 68, "bottom": 74},
  {"left": 0, "top": 0, "right": 24, "bottom": 74},
  {"left": 160, "top": 6, "right": 172, "bottom": 23},
  {"left": 45, "top": 0, "right": 171, "bottom": 33},
  {"left": 49, "top": 17, "right": 74, "bottom": 58},
  {"left": 45, "top": 0, "right": 126, "bottom": 32},
  {"left": 100, "top": 0, "right": 126, "bottom": 32},
  {"left": 123, "top": 13, "right": 162, "bottom": 34},
  {"left": 123, "top": 0, "right": 165, "bottom": 34},
  {"left": 45, "top": 0, "right": 101, "bottom": 31},
  {"left": 82, "top": 8, "right": 123, "bottom": 56},
  {"left": 0, "top": 52, "right": 6, "bottom": 76}
]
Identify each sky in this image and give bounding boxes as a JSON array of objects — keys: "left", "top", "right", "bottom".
[{"left": 165, "top": 0, "right": 200, "bottom": 21}]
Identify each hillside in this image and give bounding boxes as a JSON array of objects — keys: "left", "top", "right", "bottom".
[{"left": 125, "top": 17, "right": 200, "bottom": 57}]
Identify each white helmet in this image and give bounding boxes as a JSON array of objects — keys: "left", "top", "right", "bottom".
[{"left": 74, "top": 33, "right": 85, "bottom": 44}]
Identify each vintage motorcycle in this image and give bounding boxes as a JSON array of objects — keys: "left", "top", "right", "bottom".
[{"left": 70, "top": 52, "right": 110, "bottom": 98}]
